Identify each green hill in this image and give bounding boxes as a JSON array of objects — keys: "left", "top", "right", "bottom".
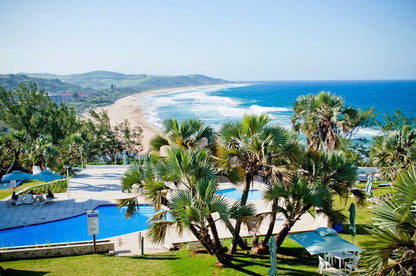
[{"left": 27, "top": 71, "right": 228, "bottom": 89}]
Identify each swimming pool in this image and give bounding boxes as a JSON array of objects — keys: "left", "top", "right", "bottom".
[
  {"left": 0, "top": 205, "right": 164, "bottom": 248},
  {"left": 217, "top": 188, "right": 263, "bottom": 201}
]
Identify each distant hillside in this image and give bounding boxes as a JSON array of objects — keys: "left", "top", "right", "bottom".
[
  {"left": 27, "top": 71, "right": 229, "bottom": 90},
  {"left": 1, "top": 71, "right": 231, "bottom": 112},
  {"left": 0, "top": 74, "right": 92, "bottom": 95}
]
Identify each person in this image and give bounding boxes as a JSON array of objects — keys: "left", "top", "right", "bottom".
[
  {"left": 46, "top": 189, "right": 54, "bottom": 199},
  {"left": 11, "top": 191, "right": 18, "bottom": 201}
]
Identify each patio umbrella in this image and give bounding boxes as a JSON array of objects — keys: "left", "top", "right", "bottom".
[
  {"left": 366, "top": 174, "right": 373, "bottom": 198},
  {"left": 289, "top": 227, "right": 362, "bottom": 255},
  {"left": 32, "top": 169, "right": 64, "bottom": 182},
  {"left": 269, "top": 237, "right": 277, "bottom": 276},
  {"left": 348, "top": 203, "right": 356, "bottom": 243},
  {"left": 1, "top": 170, "right": 33, "bottom": 182}
]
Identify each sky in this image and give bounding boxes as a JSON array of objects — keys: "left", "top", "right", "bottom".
[{"left": 1, "top": 0, "right": 415, "bottom": 81}]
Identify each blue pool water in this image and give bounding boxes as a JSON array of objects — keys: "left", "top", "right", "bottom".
[
  {"left": 0, "top": 205, "right": 162, "bottom": 248},
  {"left": 217, "top": 188, "right": 263, "bottom": 201}
]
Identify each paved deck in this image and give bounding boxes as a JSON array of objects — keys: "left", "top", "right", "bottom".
[{"left": 0, "top": 166, "right": 325, "bottom": 256}]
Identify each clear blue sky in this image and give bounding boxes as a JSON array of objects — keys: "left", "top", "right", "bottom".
[{"left": 1, "top": 0, "right": 415, "bottom": 81}]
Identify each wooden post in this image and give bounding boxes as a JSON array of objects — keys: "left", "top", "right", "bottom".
[{"left": 93, "top": 234, "right": 96, "bottom": 254}]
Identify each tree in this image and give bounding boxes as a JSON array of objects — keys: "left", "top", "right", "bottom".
[
  {"left": 371, "top": 126, "right": 416, "bottom": 181},
  {"left": 260, "top": 150, "right": 358, "bottom": 247},
  {"left": 376, "top": 109, "right": 416, "bottom": 132},
  {"left": 114, "top": 119, "right": 143, "bottom": 154},
  {"left": 150, "top": 118, "right": 213, "bottom": 151},
  {"left": 292, "top": 91, "right": 373, "bottom": 153},
  {"left": 0, "top": 82, "right": 79, "bottom": 145},
  {"left": 264, "top": 176, "right": 339, "bottom": 250},
  {"left": 118, "top": 147, "right": 245, "bottom": 265},
  {"left": 217, "top": 113, "right": 301, "bottom": 253},
  {"left": 361, "top": 168, "right": 416, "bottom": 275}
]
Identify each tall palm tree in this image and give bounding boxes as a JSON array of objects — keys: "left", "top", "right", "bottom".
[
  {"left": 217, "top": 113, "right": 301, "bottom": 253},
  {"left": 118, "top": 147, "right": 252, "bottom": 265},
  {"left": 371, "top": 126, "right": 416, "bottom": 181},
  {"left": 292, "top": 91, "right": 359, "bottom": 153},
  {"left": 361, "top": 168, "right": 416, "bottom": 275},
  {"left": 264, "top": 176, "right": 340, "bottom": 250},
  {"left": 150, "top": 118, "right": 214, "bottom": 151},
  {"left": 260, "top": 150, "right": 357, "bottom": 247}
]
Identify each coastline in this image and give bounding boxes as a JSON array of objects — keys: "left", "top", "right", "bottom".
[{"left": 92, "top": 83, "right": 247, "bottom": 154}]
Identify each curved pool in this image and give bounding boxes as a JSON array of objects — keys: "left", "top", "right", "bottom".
[
  {"left": 217, "top": 188, "right": 263, "bottom": 201},
  {"left": 0, "top": 205, "right": 161, "bottom": 248}
]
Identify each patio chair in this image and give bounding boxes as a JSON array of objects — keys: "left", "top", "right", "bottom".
[
  {"left": 346, "top": 257, "right": 360, "bottom": 273},
  {"left": 319, "top": 255, "right": 331, "bottom": 274},
  {"left": 23, "top": 194, "right": 34, "bottom": 204},
  {"left": 15, "top": 196, "right": 24, "bottom": 206}
]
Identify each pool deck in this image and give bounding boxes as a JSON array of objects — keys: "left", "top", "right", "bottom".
[{"left": 0, "top": 166, "right": 326, "bottom": 256}]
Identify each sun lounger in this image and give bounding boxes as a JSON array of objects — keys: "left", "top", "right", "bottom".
[
  {"left": 40, "top": 197, "right": 56, "bottom": 207},
  {"left": 187, "top": 240, "right": 223, "bottom": 252},
  {"left": 23, "top": 194, "right": 34, "bottom": 204},
  {"left": 15, "top": 196, "right": 24, "bottom": 206},
  {"left": 321, "top": 267, "right": 347, "bottom": 275}
]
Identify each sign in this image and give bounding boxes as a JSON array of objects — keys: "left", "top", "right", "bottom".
[{"left": 87, "top": 210, "right": 99, "bottom": 235}]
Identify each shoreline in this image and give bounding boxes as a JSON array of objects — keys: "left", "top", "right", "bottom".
[{"left": 93, "top": 83, "right": 247, "bottom": 154}]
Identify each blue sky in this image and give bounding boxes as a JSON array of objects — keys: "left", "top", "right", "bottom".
[{"left": 1, "top": 0, "right": 415, "bottom": 80}]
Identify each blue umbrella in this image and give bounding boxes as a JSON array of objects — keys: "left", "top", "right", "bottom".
[
  {"left": 1, "top": 170, "right": 33, "bottom": 182},
  {"left": 32, "top": 170, "right": 64, "bottom": 182},
  {"left": 269, "top": 237, "right": 278, "bottom": 276},
  {"left": 366, "top": 174, "right": 373, "bottom": 198}
]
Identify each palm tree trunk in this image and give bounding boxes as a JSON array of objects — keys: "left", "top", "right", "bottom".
[
  {"left": 207, "top": 215, "right": 230, "bottom": 266},
  {"left": 275, "top": 220, "right": 293, "bottom": 251},
  {"left": 230, "top": 172, "right": 253, "bottom": 253},
  {"left": 262, "top": 198, "right": 279, "bottom": 247}
]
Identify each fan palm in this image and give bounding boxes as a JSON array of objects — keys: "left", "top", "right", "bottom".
[
  {"left": 292, "top": 91, "right": 358, "bottom": 153},
  {"left": 361, "top": 168, "right": 416, "bottom": 275},
  {"left": 371, "top": 126, "right": 416, "bottom": 181},
  {"left": 217, "top": 113, "right": 301, "bottom": 252},
  {"left": 148, "top": 178, "right": 233, "bottom": 265},
  {"left": 150, "top": 118, "right": 214, "bottom": 151},
  {"left": 264, "top": 176, "right": 339, "bottom": 250}
]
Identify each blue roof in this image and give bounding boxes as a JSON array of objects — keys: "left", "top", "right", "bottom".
[{"left": 289, "top": 227, "right": 362, "bottom": 255}]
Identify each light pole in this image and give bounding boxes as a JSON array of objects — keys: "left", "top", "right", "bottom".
[{"left": 64, "top": 165, "right": 70, "bottom": 198}]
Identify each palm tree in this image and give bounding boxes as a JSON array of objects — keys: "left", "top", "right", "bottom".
[
  {"left": 264, "top": 176, "right": 340, "bottom": 250},
  {"left": 217, "top": 113, "right": 301, "bottom": 253},
  {"left": 148, "top": 178, "right": 239, "bottom": 265},
  {"left": 361, "top": 168, "right": 416, "bottom": 275},
  {"left": 150, "top": 118, "right": 214, "bottom": 151},
  {"left": 371, "top": 126, "right": 416, "bottom": 181},
  {"left": 260, "top": 150, "right": 357, "bottom": 247},
  {"left": 292, "top": 91, "right": 360, "bottom": 153},
  {"left": 119, "top": 147, "right": 250, "bottom": 265}
]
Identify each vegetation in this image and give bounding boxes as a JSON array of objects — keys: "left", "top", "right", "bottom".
[
  {"left": 292, "top": 91, "right": 374, "bottom": 153},
  {"left": 0, "top": 83, "right": 143, "bottom": 177},
  {"left": 361, "top": 168, "right": 416, "bottom": 275}
]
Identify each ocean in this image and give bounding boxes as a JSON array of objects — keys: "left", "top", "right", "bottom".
[{"left": 142, "top": 80, "right": 416, "bottom": 139}]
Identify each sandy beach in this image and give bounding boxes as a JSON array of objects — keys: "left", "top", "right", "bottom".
[{"left": 93, "top": 83, "right": 246, "bottom": 154}]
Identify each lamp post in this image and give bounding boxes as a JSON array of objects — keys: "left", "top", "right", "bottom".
[{"left": 64, "top": 165, "right": 70, "bottom": 198}]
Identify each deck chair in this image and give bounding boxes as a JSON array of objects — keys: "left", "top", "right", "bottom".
[
  {"left": 23, "top": 194, "right": 34, "bottom": 204},
  {"left": 319, "top": 255, "right": 331, "bottom": 274},
  {"left": 15, "top": 196, "right": 24, "bottom": 206},
  {"left": 40, "top": 197, "right": 55, "bottom": 207}
]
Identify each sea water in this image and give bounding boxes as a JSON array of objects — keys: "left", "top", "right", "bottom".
[{"left": 142, "top": 80, "right": 416, "bottom": 139}]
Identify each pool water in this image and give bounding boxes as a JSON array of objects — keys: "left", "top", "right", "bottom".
[
  {"left": 217, "top": 188, "right": 263, "bottom": 201},
  {"left": 0, "top": 205, "right": 164, "bottom": 248}
]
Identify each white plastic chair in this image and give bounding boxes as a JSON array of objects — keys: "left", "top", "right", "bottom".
[
  {"left": 318, "top": 255, "right": 331, "bottom": 274},
  {"left": 346, "top": 257, "right": 360, "bottom": 273}
]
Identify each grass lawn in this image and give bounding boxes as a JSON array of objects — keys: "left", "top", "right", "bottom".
[
  {"left": 0, "top": 179, "right": 68, "bottom": 200},
  {"left": 0, "top": 238, "right": 324, "bottom": 276}
]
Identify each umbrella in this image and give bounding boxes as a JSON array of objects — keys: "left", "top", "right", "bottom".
[
  {"left": 1, "top": 170, "right": 33, "bottom": 182},
  {"left": 32, "top": 169, "right": 64, "bottom": 182},
  {"left": 269, "top": 237, "right": 277, "bottom": 276},
  {"left": 289, "top": 227, "right": 362, "bottom": 255},
  {"left": 348, "top": 203, "right": 356, "bottom": 243},
  {"left": 366, "top": 174, "right": 373, "bottom": 198}
]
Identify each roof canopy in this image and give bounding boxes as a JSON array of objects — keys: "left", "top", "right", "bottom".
[{"left": 289, "top": 227, "right": 362, "bottom": 255}]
